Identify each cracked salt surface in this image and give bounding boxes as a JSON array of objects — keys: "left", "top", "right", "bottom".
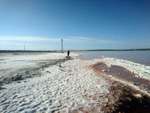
[{"left": 0, "top": 53, "right": 110, "bottom": 113}]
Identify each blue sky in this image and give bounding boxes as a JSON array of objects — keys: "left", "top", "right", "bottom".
[{"left": 0, "top": 0, "right": 150, "bottom": 50}]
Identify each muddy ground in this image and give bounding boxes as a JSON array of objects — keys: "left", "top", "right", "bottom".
[
  {"left": 102, "top": 81, "right": 150, "bottom": 113},
  {"left": 92, "top": 62, "right": 150, "bottom": 113}
]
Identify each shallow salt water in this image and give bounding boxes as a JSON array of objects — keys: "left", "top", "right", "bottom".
[
  {"left": 94, "top": 63, "right": 150, "bottom": 91},
  {"left": 80, "top": 51, "right": 150, "bottom": 66}
]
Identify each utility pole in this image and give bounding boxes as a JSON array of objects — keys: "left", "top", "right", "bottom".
[{"left": 61, "top": 39, "right": 63, "bottom": 53}]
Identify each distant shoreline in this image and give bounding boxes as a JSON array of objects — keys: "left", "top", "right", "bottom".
[
  {"left": 0, "top": 48, "right": 150, "bottom": 53},
  {"left": 0, "top": 50, "right": 57, "bottom": 53},
  {"left": 85, "top": 48, "right": 150, "bottom": 51}
]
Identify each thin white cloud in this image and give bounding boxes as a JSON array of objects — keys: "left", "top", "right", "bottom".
[
  {"left": 95, "top": 39, "right": 122, "bottom": 44},
  {"left": 0, "top": 41, "right": 60, "bottom": 50},
  {"left": 69, "top": 36, "right": 125, "bottom": 44},
  {"left": 28, "top": 45, "right": 60, "bottom": 50},
  {"left": 0, "top": 36, "right": 60, "bottom": 42},
  {"left": 0, "top": 41, "right": 31, "bottom": 46},
  {"left": 70, "top": 36, "right": 94, "bottom": 40},
  {"left": 0, "top": 35, "right": 135, "bottom": 50},
  {"left": 0, "top": 36, "right": 92, "bottom": 43},
  {"left": 0, "top": 36, "right": 126, "bottom": 44}
]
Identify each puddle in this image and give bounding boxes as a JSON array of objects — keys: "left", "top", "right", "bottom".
[{"left": 94, "top": 63, "right": 150, "bottom": 91}]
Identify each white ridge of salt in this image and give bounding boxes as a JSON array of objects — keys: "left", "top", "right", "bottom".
[
  {"left": 93, "top": 57, "right": 150, "bottom": 80},
  {"left": 0, "top": 53, "right": 110, "bottom": 113}
]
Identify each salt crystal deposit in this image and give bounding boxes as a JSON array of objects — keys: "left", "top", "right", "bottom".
[
  {"left": 100, "top": 57, "right": 150, "bottom": 80},
  {"left": 0, "top": 52, "right": 110, "bottom": 113},
  {"left": 1, "top": 52, "right": 150, "bottom": 113}
]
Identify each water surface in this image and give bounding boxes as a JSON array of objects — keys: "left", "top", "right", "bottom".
[{"left": 80, "top": 51, "right": 150, "bottom": 66}]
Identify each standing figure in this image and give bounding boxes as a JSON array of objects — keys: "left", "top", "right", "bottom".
[{"left": 67, "top": 50, "right": 70, "bottom": 57}]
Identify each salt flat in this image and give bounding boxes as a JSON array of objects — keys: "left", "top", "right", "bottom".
[
  {"left": 0, "top": 52, "right": 150, "bottom": 113},
  {"left": 0, "top": 52, "right": 78, "bottom": 78},
  {"left": 0, "top": 52, "right": 79, "bottom": 85},
  {"left": 0, "top": 52, "right": 110, "bottom": 113}
]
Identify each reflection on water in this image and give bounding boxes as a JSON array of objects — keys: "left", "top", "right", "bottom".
[{"left": 80, "top": 51, "right": 150, "bottom": 66}]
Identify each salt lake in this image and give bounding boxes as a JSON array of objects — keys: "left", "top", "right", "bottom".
[{"left": 80, "top": 51, "right": 150, "bottom": 66}]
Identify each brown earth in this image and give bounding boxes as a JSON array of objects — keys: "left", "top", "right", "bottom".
[
  {"left": 92, "top": 62, "right": 150, "bottom": 91},
  {"left": 92, "top": 62, "right": 150, "bottom": 113},
  {"left": 102, "top": 81, "right": 150, "bottom": 113}
]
